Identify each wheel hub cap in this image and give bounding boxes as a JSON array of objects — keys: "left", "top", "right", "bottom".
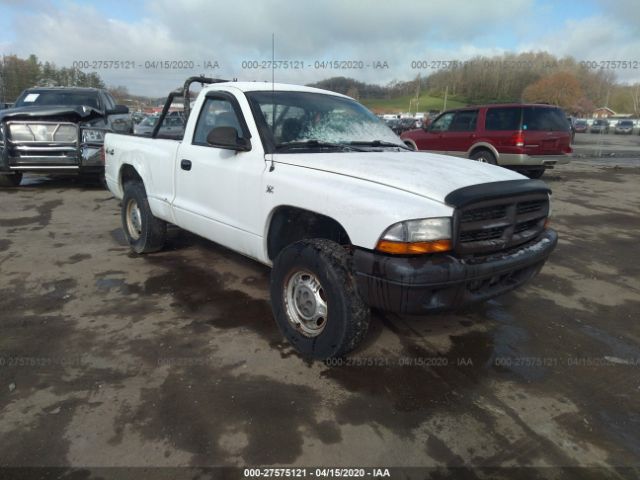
[
  {"left": 284, "top": 271, "right": 328, "bottom": 337},
  {"left": 126, "top": 199, "right": 142, "bottom": 240}
]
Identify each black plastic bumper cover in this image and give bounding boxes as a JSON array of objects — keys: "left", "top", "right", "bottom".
[{"left": 353, "top": 229, "right": 558, "bottom": 314}]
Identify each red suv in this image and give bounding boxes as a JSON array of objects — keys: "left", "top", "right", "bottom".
[{"left": 401, "top": 104, "right": 572, "bottom": 178}]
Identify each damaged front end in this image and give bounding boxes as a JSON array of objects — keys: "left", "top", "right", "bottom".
[{"left": 0, "top": 105, "right": 109, "bottom": 175}]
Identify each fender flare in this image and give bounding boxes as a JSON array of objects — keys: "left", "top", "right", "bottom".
[{"left": 467, "top": 142, "right": 499, "bottom": 160}]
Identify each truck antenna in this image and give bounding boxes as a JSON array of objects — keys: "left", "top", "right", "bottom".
[{"left": 269, "top": 32, "right": 276, "bottom": 172}]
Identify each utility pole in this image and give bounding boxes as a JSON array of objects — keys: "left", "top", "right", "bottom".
[
  {"left": 415, "top": 74, "right": 420, "bottom": 115},
  {"left": 443, "top": 85, "right": 448, "bottom": 112}
]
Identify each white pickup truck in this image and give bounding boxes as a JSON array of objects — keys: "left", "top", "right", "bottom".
[{"left": 105, "top": 77, "right": 558, "bottom": 359}]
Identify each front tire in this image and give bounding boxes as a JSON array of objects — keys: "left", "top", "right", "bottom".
[
  {"left": 270, "top": 239, "right": 370, "bottom": 360},
  {"left": 0, "top": 173, "right": 23, "bottom": 187},
  {"left": 121, "top": 182, "right": 166, "bottom": 253}
]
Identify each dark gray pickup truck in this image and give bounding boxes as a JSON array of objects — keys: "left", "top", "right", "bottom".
[{"left": 0, "top": 87, "right": 131, "bottom": 186}]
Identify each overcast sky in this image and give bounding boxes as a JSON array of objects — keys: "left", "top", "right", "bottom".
[{"left": 1, "top": 0, "right": 639, "bottom": 96}]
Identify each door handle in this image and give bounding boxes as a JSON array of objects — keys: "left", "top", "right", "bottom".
[{"left": 180, "top": 159, "right": 192, "bottom": 171}]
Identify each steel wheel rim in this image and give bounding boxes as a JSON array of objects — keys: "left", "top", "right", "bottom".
[
  {"left": 283, "top": 270, "right": 328, "bottom": 337},
  {"left": 125, "top": 198, "right": 143, "bottom": 240}
]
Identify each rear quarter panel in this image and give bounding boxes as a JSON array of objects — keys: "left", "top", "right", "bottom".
[{"left": 104, "top": 133, "right": 180, "bottom": 222}]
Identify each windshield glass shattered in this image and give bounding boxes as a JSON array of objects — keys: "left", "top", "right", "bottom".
[{"left": 245, "top": 90, "right": 405, "bottom": 152}]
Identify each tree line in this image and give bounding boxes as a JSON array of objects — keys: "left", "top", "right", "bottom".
[
  {"left": 3, "top": 52, "right": 639, "bottom": 115},
  {"left": 0, "top": 54, "right": 105, "bottom": 104},
  {"left": 309, "top": 52, "right": 640, "bottom": 116}
]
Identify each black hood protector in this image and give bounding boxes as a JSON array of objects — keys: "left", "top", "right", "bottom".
[{"left": 0, "top": 105, "right": 104, "bottom": 123}]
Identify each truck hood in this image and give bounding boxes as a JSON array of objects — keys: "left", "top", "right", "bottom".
[
  {"left": 274, "top": 151, "right": 525, "bottom": 204},
  {"left": 0, "top": 105, "right": 104, "bottom": 123}
]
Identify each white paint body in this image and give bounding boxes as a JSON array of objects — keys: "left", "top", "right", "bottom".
[{"left": 104, "top": 82, "right": 524, "bottom": 265}]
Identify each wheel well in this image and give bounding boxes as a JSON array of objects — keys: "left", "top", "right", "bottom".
[
  {"left": 469, "top": 146, "right": 496, "bottom": 159},
  {"left": 267, "top": 206, "right": 351, "bottom": 260},
  {"left": 403, "top": 138, "right": 417, "bottom": 151},
  {"left": 119, "top": 164, "right": 142, "bottom": 188}
]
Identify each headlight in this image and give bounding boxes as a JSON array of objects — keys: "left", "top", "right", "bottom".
[
  {"left": 376, "top": 217, "right": 452, "bottom": 254},
  {"left": 81, "top": 129, "right": 106, "bottom": 144}
]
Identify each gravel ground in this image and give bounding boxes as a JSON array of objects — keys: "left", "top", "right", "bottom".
[{"left": 0, "top": 160, "right": 639, "bottom": 477}]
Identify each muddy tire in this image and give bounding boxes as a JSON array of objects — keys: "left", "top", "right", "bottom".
[
  {"left": 121, "top": 181, "right": 166, "bottom": 254},
  {"left": 270, "top": 239, "right": 370, "bottom": 360},
  {"left": 470, "top": 149, "right": 497, "bottom": 165},
  {"left": 0, "top": 173, "right": 23, "bottom": 187}
]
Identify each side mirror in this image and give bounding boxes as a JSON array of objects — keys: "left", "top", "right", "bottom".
[
  {"left": 206, "top": 126, "right": 251, "bottom": 151},
  {"left": 108, "top": 105, "right": 129, "bottom": 115}
]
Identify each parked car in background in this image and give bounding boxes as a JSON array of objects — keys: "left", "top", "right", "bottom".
[
  {"left": 0, "top": 86, "right": 131, "bottom": 186},
  {"left": 401, "top": 117, "right": 419, "bottom": 131},
  {"left": 614, "top": 119, "right": 634, "bottom": 135},
  {"left": 590, "top": 119, "right": 610, "bottom": 134},
  {"left": 401, "top": 103, "right": 572, "bottom": 178},
  {"left": 131, "top": 112, "right": 147, "bottom": 125},
  {"left": 133, "top": 114, "right": 185, "bottom": 139},
  {"left": 574, "top": 119, "right": 588, "bottom": 133},
  {"left": 383, "top": 117, "right": 401, "bottom": 133}
]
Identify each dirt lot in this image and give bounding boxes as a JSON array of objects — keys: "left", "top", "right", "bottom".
[{"left": 1, "top": 160, "right": 639, "bottom": 476}]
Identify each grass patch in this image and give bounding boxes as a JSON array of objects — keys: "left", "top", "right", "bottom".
[{"left": 361, "top": 93, "right": 467, "bottom": 113}]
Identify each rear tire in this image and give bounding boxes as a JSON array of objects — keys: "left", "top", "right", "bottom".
[
  {"left": 270, "top": 239, "right": 370, "bottom": 360},
  {"left": 121, "top": 182, "right": 166, "bottom": 253},
  {"left": 526, "top": 168, "right": 545, "bottom": 179},
  {"left": 0, "top": 173, "right": 22, "bottom": 187},
  {"left": 470, "top": 149, "right": 497, "bottom": 165}
]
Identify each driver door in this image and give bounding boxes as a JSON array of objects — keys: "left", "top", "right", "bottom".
[
  {"left": 172, "top": 93, "right": 265, "bottom": 260},
  {"left": 414, "top": 112, "right": 454, "bottom": 152}
]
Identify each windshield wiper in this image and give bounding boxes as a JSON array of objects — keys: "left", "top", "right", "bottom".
[
  {"left": 275, "top": 140, "right": 366, "bottom": 152},
  {"left": 349, "top": 140, "right": 412, "bottom": 150}
]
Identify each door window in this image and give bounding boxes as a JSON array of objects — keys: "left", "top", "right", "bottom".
[
  {"left": 193, "top": 97, "right": 244, "bottom": 145},
  {"left": 448, "top": 110, "right": 478, "bottom": 132},
  {"left": 429, "top": 112, "right": 455, "bottom": 132},
  {"left": 485, "top": 107, "right": 522, "bottom": 130},
  {"left": 103, "top": 92, "right": 116, "bottom": 111}
]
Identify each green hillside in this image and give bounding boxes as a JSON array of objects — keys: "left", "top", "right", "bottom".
[{"left": 361, "top": 93, "right": 467, "bottom": 113}]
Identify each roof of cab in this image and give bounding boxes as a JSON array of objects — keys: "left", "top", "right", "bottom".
[{"left": 202, "top": 81, "right": 350, "bottom": 98}]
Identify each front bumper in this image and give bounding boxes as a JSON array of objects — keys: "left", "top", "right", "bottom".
[
  {"left": 498, "top": 153, "right": 571, "bottom": 167},
  {"left": 353, "top": 229, "right": 558, "bottom": 314},
  {"left": 0, "top": 145, "right": 103, "bottom": 174}
]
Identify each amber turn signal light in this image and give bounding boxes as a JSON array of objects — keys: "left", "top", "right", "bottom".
[{"left": 376, "top": 239, "right": 452, "bottom": 255}]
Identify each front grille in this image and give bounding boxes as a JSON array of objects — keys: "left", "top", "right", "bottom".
[
  {"left": 4, "top": 121, "right": 79, "bottom": 165},
  {"left": 460, "top": 226, "right": 504, "bottom": 242},
  {"left": 460, "top": 205, "right": 507, "bottom": 223},
  {"left": 455, "top": 193, "right": 549, "bottom": 255},
  {"left": 8, "top": 122, "right": 78, "bottom": 143}
]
